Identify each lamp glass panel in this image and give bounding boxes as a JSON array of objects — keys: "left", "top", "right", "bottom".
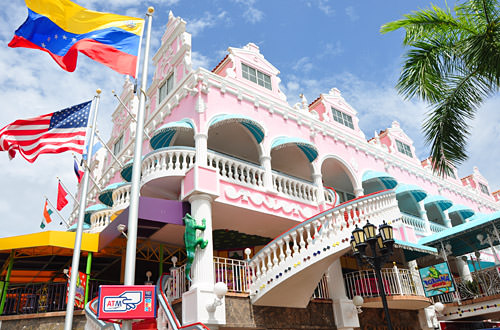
[
  {"left": 363, "top": 222, "right": 376, "bottom": 240},
  {"left": 380, "top": 223, "right": 394, "bottom": 241},
  {"left": 377, "top": 235, "right": 384, "bottom": 249},
  {"left": 353, "top": 226, "right": 365, "bottom": 244}
]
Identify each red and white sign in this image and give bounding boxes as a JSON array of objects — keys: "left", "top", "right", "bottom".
[
  {"left": 65, "top": 267, "right": 87, "bottom": 309},
  {"left": 97, "top": 285, "right": 156, "bottom": 320}
]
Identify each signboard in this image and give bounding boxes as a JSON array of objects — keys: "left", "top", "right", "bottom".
[
  {"left": 65, "top": 267, "right": 87, "bottom": 309},
  {"left": 419, "top": 262, "right": 455, "bottom": 297},
  {"left": 97, "top": 285, "right": 156, "bottom": 320}
]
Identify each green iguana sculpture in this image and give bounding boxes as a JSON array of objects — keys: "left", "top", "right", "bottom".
[{"left": 183, "top": 213, "right": 208, "bottom": 281}]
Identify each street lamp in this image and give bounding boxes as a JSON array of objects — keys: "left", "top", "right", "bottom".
[{"left": 350, "top": 220, "right": 395, "bottom": 330}]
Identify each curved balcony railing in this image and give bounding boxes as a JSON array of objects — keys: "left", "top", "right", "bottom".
[
  {"left": 344, "top": 267, "right": 425, "bottom": 299},
  {"left": 90, "top": 208, "right": 114, "bottom": 233},
  {"left": 206, "top": 151, "right": 265, "bottom": 189},
  {"left": 248, "top": 190, "right": 401, "bottom": 296},
  {"left": 112, "top": 184, "right": 131, "bottom": 211},
  {"left": 141, "top": 147, "right": 196, "bottom": 185},
  {"left": 400, "top": 212, "right": 448, "bottom": 234},
  {"left": 272, "top": 171, "right": 317, "bottom": 203}
]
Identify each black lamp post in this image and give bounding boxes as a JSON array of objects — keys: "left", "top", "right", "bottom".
[{"left": 351, "top": 220, "right": 395, "bottom": 330}]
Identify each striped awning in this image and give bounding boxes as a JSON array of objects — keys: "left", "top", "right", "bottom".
[
  {"left": 209, "top": 114, "right": 265, "bottom": 143},
  {"left": 98, "top": 182, "right": 128, "bottom": 206},
  {"left": 423, "top": 195, "right": 453, "bottom": 211},
  {"left": 150, "top": 119, "right": 194, "bottom": 150},
  {"left": 395, "top": 184, "right": 427, "bottom": 202},
  {"left": 271, "top": 136, "right": 318, "bottom": 162},
  {"left": 447, "top": 204, "right": 475, "bottom": 219},
  {"left": 362, "top": 170, "right": 398, "bottom": 189},
  {"left": 84, "top": 204, "right": 110, "bottom": 224}
]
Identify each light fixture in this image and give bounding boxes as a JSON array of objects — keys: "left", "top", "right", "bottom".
[
  {"left": 363, "top": 221, "right": 377, "bottom": 241},
  {"left": 244, "top": 248, "right": 252, "bottom": 261},
  {"left": 433, "top": 302, "right": 445, "bottom": 315},
  {"left": 63, "top": 268, "right": 70, "bottom": 278},
  {"left": 145, "top": 270, "right": 153, "bottom": 285},
  {"left": 117, "top": 224, "right": 127, "bottom": 238},
  {"left": 352, "top": 225, "right": 365, "bottom": 245},
  {"left": 352, "top": 295, "right": 364, "bottom": 314},
  {"left": 206, "top": 282, "right": 228, "bottom": 313},
  {"left": 379, "top": 221, "right": 394, "bottom": 242}
]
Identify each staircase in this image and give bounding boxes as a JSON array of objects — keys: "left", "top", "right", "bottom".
[{"left": 248, "top": 189, "right": 400, "bottom": 308}]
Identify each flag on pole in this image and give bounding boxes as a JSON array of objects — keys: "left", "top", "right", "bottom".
[
  {"left": 57, "top": 182, "right": 69, "bottom": 211},
  {"left": 74, "top": 158, "right": 84, "bottom": 183},
  {"left": 41, "top": 200, "right": 53, "bottom": 229},
  {"left": 0, "top": 101, "right": 92, "bottom": 163},
  {"left": 8, "top": 0, "right": 144, "bottom": 77}
]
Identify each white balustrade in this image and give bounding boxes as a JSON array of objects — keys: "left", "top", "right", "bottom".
[
  {"left": 167, "top": 264, "right": 190, "bottom": 301},
  {"left": 112, "top": 184, "right": 131, "bottom": 211},
  {"left": 214, "top": 257, "right": 251, "bottom": 293},
  {"left": 206, "top": 152, "right": 265, "bottom": 189},
  {"left": 89, "top": 209, "right": 114, "bottom": 233},
  {"left": 343, "top": 268, "right": 425, "bottom": 299},
  {"left": 141, "top": 148, "right": 196, "bottom": 185},
  {"left": 311, "top": 274, "right": 330, "bottom": 299},
  {"left": 248, "top": 190, "right": 400, "bottom": 297},
  {"left": 400, "top": 212, "right": 447, "bottom": 234},
  {"left": 272, "top": 173, "right": 317, "bottom": 203}
]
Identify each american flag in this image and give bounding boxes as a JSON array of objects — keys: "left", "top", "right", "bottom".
[{"left": 0, "top": 101, "right": 92, "bottom": 163}]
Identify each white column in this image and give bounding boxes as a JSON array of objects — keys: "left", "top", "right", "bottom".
[
  {"left": 455, "top": 256, "right": 473, "bottom": 282},
  {"left": 260, "top": 155, "right": 273, "bottom": 190},
  {"left": 313, "top": 172, "right": 325, "bottom": 205},
  {"left": 195, "top": 133, "right": 208, "bottom": 167},
  {"left": 443, "top": 209, "right": 452, "bottom": 228},
  {"left": 418, "top": 201, "right": 432, "bottom": 233},
  {"left": 182, "top": 193, "right": 225, "bottom": 326},
  {"left": 326, "top": 259, "right": 359, "bottom": 330},
  {"left": 188, "top": 193, "right": 215, "bottom": 289},
  {"left": 354, "top": 187, "right": 364, "bottom": 198},
  {"left": 486, "top": 234, "right": 500, "bottom": 265}
]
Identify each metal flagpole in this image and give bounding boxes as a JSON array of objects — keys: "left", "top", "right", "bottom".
[
  {"left": 64, "top": 89, "right": 102, "bottom": 330},
  {"left": 45, "top": 197, "right": 70, "bottom": 228},
  {"left": 122, "top": 7, "right": 154, "bottom": 330}
]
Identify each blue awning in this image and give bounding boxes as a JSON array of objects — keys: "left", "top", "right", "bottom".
[
  {"left": 98, "top": 182, "right": 128, "bottom": 207},
  {"left": 394, "top": 239, "right": 438, "bottom": 261},
  {"left": 394, "top": 184, "right": 428, "bottom": 202},
  {"left": 362, "top": 170, "right": 398, "bottom": 189},
  {"left": 271, "top": 136, "right": 318, "bottom": 162},
  {"left": 68, "top": 222, "right": 91, "bottom": 232},
  {"left": 84, "top": 204, "right": 110, "bottom": 224},
  {"left": 150, "top": 119, "right": 194, "bottom": 150},
  {"left": 120, "top": 160, "right": 133, "bottom": 182},
  {"left": 419, "top": 211, "right": 500, "bottom": 256},
  {"left": 447, "top": 204, "right": 475, "bottom": 219},
  {"left": 423, "top": 195, "right": 453, "bottom": 211},
  {"left": 209, "top": 114, "right": 265, "bottom": 143}
]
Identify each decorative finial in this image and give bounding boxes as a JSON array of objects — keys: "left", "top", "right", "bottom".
[
  {"left": 96, "top": 88, "right": 101, "bottom": 95},
  {"left": 148, "top": 7, "right": 154, "bottom": 14}
]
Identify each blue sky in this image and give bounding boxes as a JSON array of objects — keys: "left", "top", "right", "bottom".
[{"left": 1, "top": 0, "right": 499, "bottom": 237}]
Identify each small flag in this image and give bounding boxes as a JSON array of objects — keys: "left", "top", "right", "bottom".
[
  {"left": 57, "top": 182, "right": 69, "bottom": 211},
  {"left": 0, "top": 101, "right": 92, "bottom": 163},
  {"left": 41, "top": 200, "right": 53, "bottom": 229},
  {"left": 8, "top": 0, "right": 144, "bottom": 77},
  {"left": 74, "top": 159, "right": 84, "bottom": 183}
]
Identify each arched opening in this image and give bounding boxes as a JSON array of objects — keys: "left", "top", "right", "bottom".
[
  {"left": 361, "top": 170, "right": 398, "bottom": 195},
  {"left": 321, "top": 157, "right": 356, "bottom": 203},
  {"left": 271, "top": 137, "right": 317, "bottom": 182}
]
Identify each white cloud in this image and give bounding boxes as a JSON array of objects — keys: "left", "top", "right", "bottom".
[
  {"left": 345, "top": 6, "right": 359, "bottom": 21},
  {"left": 187, "top": 11, "right": 228, "bottom": 37},
  {"left": 191, "top": 51, "right": 212, "bottom": 70},
  {"left": 317, "top": 41, "right": 343, "bottom": 58},
  {"left": 231, "top": 0, "right": 264, "bottom": 24},
  {"left": 304, "top": 0, "right": 334, "bottom": 16},
  {"left": 292, "top": 57, "right": 314, "bottom": 73}
]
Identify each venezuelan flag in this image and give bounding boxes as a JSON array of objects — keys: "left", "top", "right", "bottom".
[{"left": 9, "top": 0, "right": 144, "bottom": 77}]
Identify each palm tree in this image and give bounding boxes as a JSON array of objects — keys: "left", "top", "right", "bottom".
[{"left": 381, "top": 0, "right": 500, "bottom": 175}]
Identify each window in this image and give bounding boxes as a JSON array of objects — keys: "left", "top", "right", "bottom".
[
  {"left": 159, "top": 74, "right": 174, "bottom": 104},
  {"left": 113, "top": 135, "right": 124, "bottom": 156},
  {"left": 241, "top": 63, "right": 272, "bottom": 90},
  {"left": 395, "top": 140, "right": 412, "bottom": 157},
  {"left": 331, "top": 108, "right": 354, "bottom": 129},
  {"left": 479, "top": 182, "right": 490, "bottom": 195}
]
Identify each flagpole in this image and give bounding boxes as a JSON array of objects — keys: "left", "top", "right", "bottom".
[
  {"left": 57, "top": 177, "right": 80, "bottom": 207},
  {"left": 122, "top": 7, "right": 153, "bottom": 330},
  {"left": 45, "top": 197, "right": 70, "bottom": 228},
  {"left": 64, "top": 89, "right": 101, "bottom": 330}
]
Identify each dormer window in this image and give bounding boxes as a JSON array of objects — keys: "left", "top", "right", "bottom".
[
  {"left": 331, "top": 107, "right": 354, "bottom": 129},
  {"left": 479, "top": 182, "right": 490, "bottom": 195},
  {"left": 396, "top": 140, "right": 412, "bottom": 157},
  {"left": 113, "top": 135, "right": 124, "bottom": 156},
  {"left": 159, "top": 74, "right": 174, "bottom": 104},
  {"left": 241, "top": 63, "right": 271, "bottom": 90}
]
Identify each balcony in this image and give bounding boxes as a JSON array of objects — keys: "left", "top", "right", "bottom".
[
  {"left": 400, "top": 212, "right": 448, "bottom": 235},
  {"left": 344, "top": 267, "right": 431, "bottom": 309}
]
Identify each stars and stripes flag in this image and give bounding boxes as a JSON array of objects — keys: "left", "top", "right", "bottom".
[{"left": 0, "top": 101, "right": 92, "bottom": 163}]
